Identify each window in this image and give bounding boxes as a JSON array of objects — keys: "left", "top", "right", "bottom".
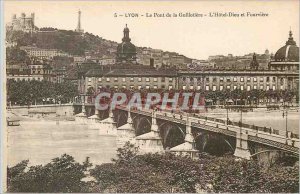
[
  {"left": 154, "top": 85, "right": 158, "bottom": 89},
  {"left": 154, "top": 78, "right": 158, "bottom": 82},
  {"left": 114, "top": 86, "right": 118, "bottom": 89},
  {"left": 253, "top": 77, "right": 257, "bottom": 82},
  {"left": 98, "top": 78, "right": 102, "bottom": 82},
  {"left": 247, "top": 77, "right": 251, "bottom": 82},
  {"left": 169, "top": 85, "right": 173, "bottom": 90},
  {"left": 280, "top": 78, "right": 284, "bottom": 85},
  {"left": 138, "top": 77, "right": 142, "bottom": 82},
  {"left": 206, "top": 77, "right": 209, "bottom": 82},
  {"left": 220, "top": 77, "right": 224, "bottom": 82},
  {"left": 161, "top": 77, "right": 165, "bottom": 82},
  {"left": 226, "top": 85, "right": 231, "bottom": 90},
  {"left": 122, "top": 78, "right": 126, "bottom": 82},
  {"left": 146, "top": 78, "right": 150, "bottom": 82},
  {"left": 227, "top": 78, "right": 231, "bottom": 82},
  {"left": 253, "top": 85, "right": 257, "bottom": 89},
  {"left": 233, "top": 85, "right": 237, "bottom": 90},
  {"left": 138, "top": 85, "right": 142, "bottom": 89},
  {"left": 106, "top": 78, "right": 110, "bottom": 82},
  {"left": 213, "top": 85, "right": 217, "bottom": 91},
  {"left": 247, "top": 85, "right": 251, "bottom": 91},
  {"left": 260, "top": 77, "right": 264, "bottom": 82},
  {"left": 280, "top": 85, "right": 284, "bottom": 90},
  {"left": 240, "top": 85, "right": 244, "bottom": 90},
  {"left": 114, "top": 78, "right": 118, "bottom": 82},
  {"left": 213, "top": 77, "right": 217, "bottom": 82},
  {"left": 220, "top": 85, "right": 224, "bottom": 90},
  {"left": 169, "top": 77, "right": 173, "bottom": 81},
  {"left": 122, "top": 85, "right": 126, "bottom": 89},
  {"left": 266, "top": 77, "right": 270, "bottom": 82},
  {"left": 183, "top": 85, "right": 186, "bottom": 90},
  {"left": 260, "top": 85, "right": 263, "bottom": 90},
  {"left": 88, "top": 78, "right": 92, "bottom": 82},
  {"left": 130, "top": 77, "right": 134, "bottom": 82},
  {"left": 272, "top": 85, "right": 276, "bottom": 90},
  {"left": 197, "top": 86, "right": 201, "bottom": 90},
  {"left": 197, "top": 77, "right": 201, "bottom": 81},
  {"left": 146, "top": 85, "right": 150, "bottom": 89},
  {"left": 240, "top": 77, "right": 244, "bottom": 82},
  {"left": 272, "top": 77, "right": 276, "bottom": 82},
  {"left": 233, "top": 77, "right": 237, "bottom": 82},
  {"left": 130, "top": 85, "right": 134, "bottom": 89},
  {"left": 205, "top": 85, "right": 210, "bottom": 91},
  {"left": 266, "top": 85, "right": 270, "bottom": 90},
  {"left": 162, "top": 85, "right": 165, "bottom": 89},
  {"left": 190, "top": 85, "right": 194, "bottom": 90}
]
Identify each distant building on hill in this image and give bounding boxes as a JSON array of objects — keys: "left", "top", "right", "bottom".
[
  {"left": 6, "top": 13, "right": 37, "bottom": 33},
  {"left": 20, "top": 46, "right": 70, "bottom": 60}
]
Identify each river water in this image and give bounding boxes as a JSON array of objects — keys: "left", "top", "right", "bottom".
[{"left": 7, "top": 120, "right": 117, "bottom": 167}]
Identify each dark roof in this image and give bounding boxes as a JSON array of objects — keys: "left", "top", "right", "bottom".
[
  {"left": 86, "top": 68, "right": 177, "bottom": 77},
  {"left": 274, "top": 31, "right": 299, "bottom": 62},
  {"left": 275, "top": 45, "right": 299, "bottom": 62}
]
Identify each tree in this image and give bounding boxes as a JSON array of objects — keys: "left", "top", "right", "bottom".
[{"left": 7, "top": 154, "right": 92, "bottom": 193}]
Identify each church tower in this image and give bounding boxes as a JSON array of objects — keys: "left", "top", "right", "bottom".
[
  {"left": 75, "top": 10, "right": 84, "bottom": 33},
  {"left": 116, "top": 24, "right": 137, "bottom": 62}
]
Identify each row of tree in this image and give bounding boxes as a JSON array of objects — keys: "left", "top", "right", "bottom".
[
  {"left": 204, "top": 89, "right": 297, "bottom": 105},
  {"left": 7, "top": 80, "right": 78, "bottom": 105},
  {"left": 7, "top": 143, "right": 299, "bottom": 193}
]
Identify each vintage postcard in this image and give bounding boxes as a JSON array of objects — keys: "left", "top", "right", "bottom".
[{"left": 1, "top": 0, "right": 299, "bottom": 193}]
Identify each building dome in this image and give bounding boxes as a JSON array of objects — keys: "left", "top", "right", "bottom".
[
  {"left": 274, "top": 30, "right": 299, "bottom": 62},
  {"left": 116, "top": 24, "right": 137, "bottom": 62}
]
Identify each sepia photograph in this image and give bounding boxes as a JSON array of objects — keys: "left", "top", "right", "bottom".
[{"left": 1, "top": 0, "right": 299, "bottom": 193}]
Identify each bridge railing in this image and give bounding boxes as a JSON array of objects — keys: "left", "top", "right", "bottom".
[{"left": 115, "top": 105, "right": 299, "bottom": 139}]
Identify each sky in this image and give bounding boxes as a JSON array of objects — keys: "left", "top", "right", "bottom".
[{"left": 4, "top": 0, "right": 300, "bottom": 60}]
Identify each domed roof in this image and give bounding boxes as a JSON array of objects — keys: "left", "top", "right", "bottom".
[
  {"left": 274, "top": 30, "right": 299, "bottom": 62},
  {"left": 117, "top": 41, "right": 136, "bottom": 54},
  {"left": 116, "top": 24, "right": 137, "bottom": 62}
]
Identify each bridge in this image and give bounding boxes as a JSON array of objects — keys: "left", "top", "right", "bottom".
[
  {"left": 72, "top": 102, "right": 299, "bottom": 161},
  {"left": 9, "top": 102, "right": 299, "bottom": 161}
]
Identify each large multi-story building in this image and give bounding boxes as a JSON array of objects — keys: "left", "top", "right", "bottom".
[
  {"left": 85, "top": 68, "right": 177, "bottom": 90},
  {"left": 7, "top": 59, "right": 53, "bottom": 82},
  {"left": 82, "top": 26, "right": 299, "bottom": 101},
  {"left": 20, "top": 46, "right": 70, "bottom": 60}
]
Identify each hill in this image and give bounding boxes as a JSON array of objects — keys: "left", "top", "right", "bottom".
[{"left": 6, "top": 28, "right": 192, "bottom": 62}]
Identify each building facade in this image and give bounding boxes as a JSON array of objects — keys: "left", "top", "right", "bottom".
[
  {"left": 20, "top": 46, "right": 70, "bottom": 59},
  {"left": 85, "top": 68, "right": 177, "bottom": 91},
  {"left": 83, "top": 27, "right": 299, "bottom": 101},
  {"left": 178, "top": 70, "right": 297, "bottom": 91}
]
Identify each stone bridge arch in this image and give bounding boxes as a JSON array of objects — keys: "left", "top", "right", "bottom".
[
  {"left": 248, "top": 142, "right": 299, "bottom": 166},
  {"left": 134, "top": 115, "right": 152, "bottom": 136},
  {"left": 157, "top": 120, "right": 186, "bottom": 149},
  {"left": 194, "top": 129, "right": 236, "bottom": 156},
  {"left": 115, "top": 109, "right": 128, "bottom": 128}
]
